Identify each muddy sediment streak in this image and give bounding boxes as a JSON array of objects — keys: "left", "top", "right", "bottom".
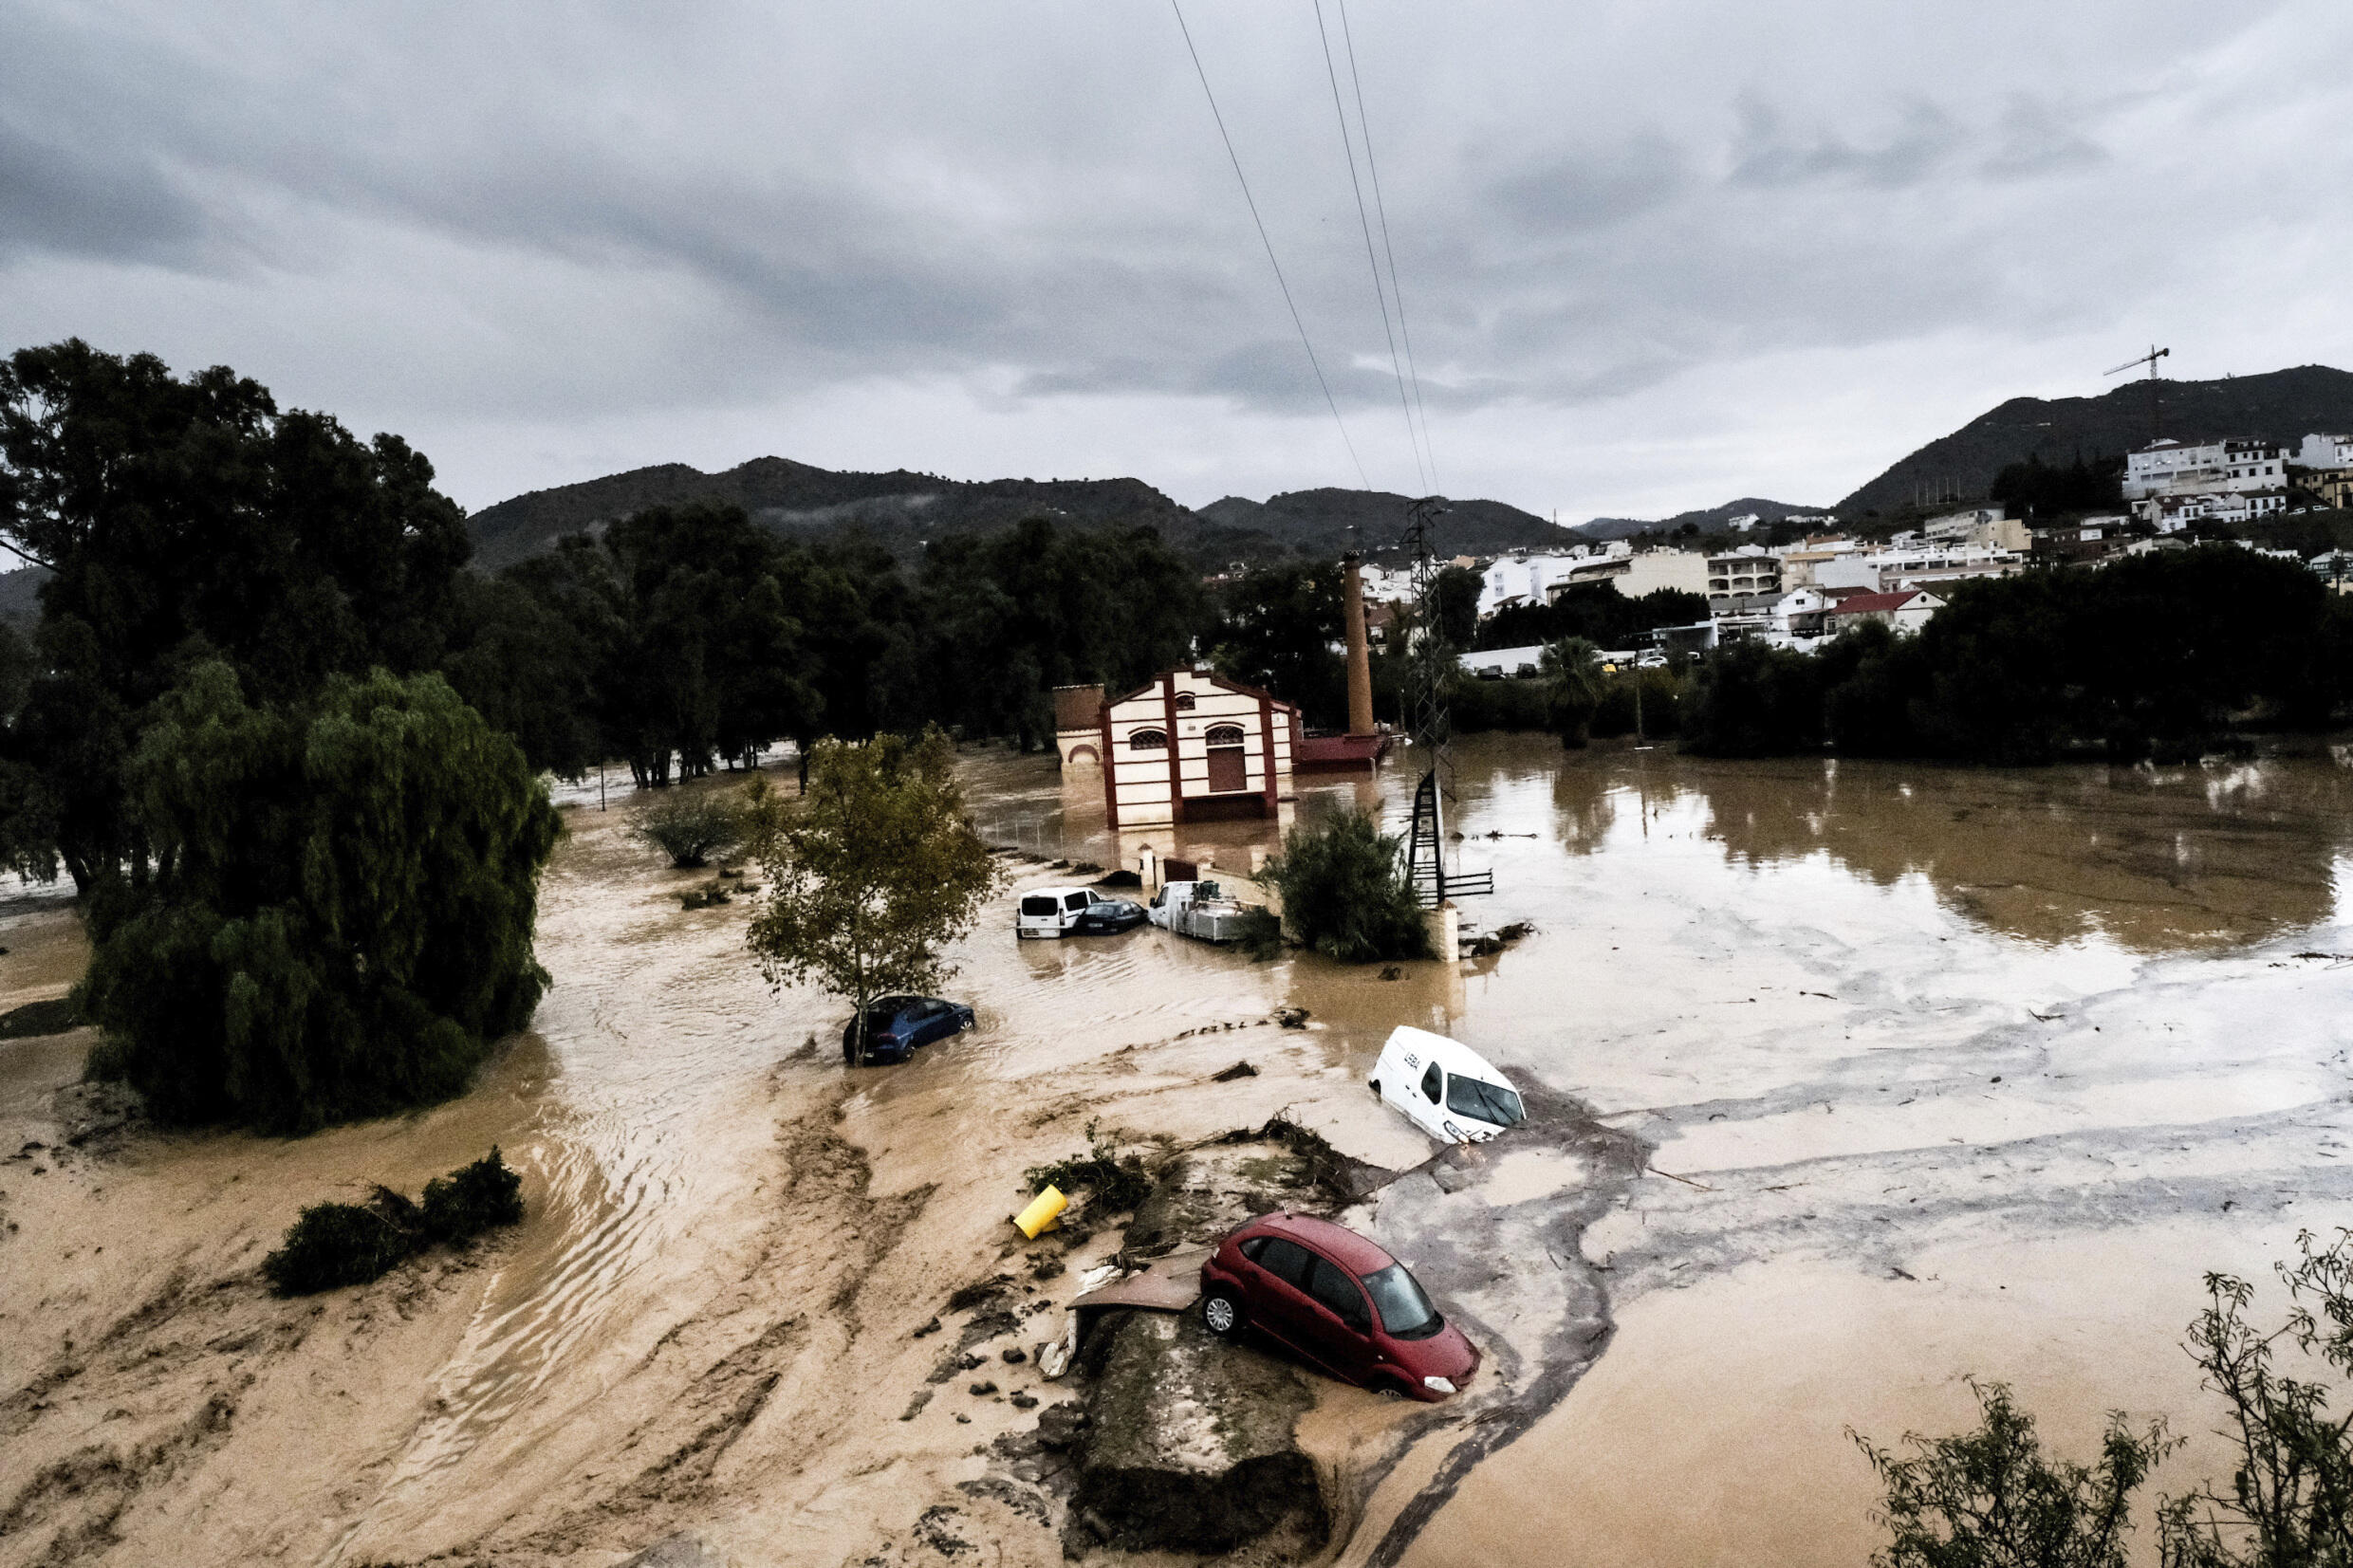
[{"left": 1343, "top": 1081, "right": 1651, "bottom": 1568}]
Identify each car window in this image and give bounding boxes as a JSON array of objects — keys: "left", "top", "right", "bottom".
[
  {"left": 1421, "top": 1061, "right": 1443, "bottom": 1103},
  {"left": 1065, "top": 893, "right": 1090, "bottom": 912},
  {"left": 1445, "top": 1075, "right": 1526, "bottom": 1127},
  {"left": 1361, "top": 1264, "right": 1442, "bottom": 1338},
  {"left": 1306, "top": 1256, "right": 1372, "bottom": 1330},
  {"left": 1252, "top": 1236, "right": 1314, "bottom": 1290},
  {"left": 1238, "top": 1235, "right": 1269, "bottom": 1264},
  {"left": 1020, "top": 895, "right": 1059, "bottom": 917}
]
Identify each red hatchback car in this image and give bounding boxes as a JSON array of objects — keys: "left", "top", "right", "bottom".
[{"left": 1198, "top": 1211, "right": 1480, "bottom": 1401}]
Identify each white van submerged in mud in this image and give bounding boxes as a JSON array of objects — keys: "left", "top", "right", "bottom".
[{"left": 1370, "top": 1026, "right": 1527, "bottom": 1144}]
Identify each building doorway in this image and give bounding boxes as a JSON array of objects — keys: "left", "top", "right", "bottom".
[{"left": 1205, "top": 725, "right": 1248, "bottom": 793}]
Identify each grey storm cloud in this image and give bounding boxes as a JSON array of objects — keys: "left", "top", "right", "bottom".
[{"left": 0, "top": 0, "right": 2343, "bottom": 513}]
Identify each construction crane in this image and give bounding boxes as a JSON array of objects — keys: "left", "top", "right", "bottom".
[{"left": 2104, "top": 344, "right": 2171, "bottom": 443}]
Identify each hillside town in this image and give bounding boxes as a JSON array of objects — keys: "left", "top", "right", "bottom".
[{"left": 1374, "top": 430, "right": 2353, "bottom": 670}]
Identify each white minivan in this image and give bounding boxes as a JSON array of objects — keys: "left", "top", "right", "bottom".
[
  {"left": 1017, "top": 885, "right": 1148, "bottom": 939},
  {"left": 1369, "top": 1025, "right": 1527, "bottom": 1144}
]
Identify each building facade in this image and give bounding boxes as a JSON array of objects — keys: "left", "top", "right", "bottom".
[
  {"left": 1705, "top": 545, "right": 1782, "bottom": 605},
  {"left": 1618, "top": 548, "right": 1709, "bottom": 598},
  {"left": 1100, "top": 669, "right": 1298, "bottom": 828}
]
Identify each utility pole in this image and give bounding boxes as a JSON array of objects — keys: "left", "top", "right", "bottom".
[{"left": 2103, "top": 344, "right": 2171, "bottom": 444}]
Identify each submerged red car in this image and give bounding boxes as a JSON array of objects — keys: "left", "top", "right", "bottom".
[{"left": 1198, "top": 1211, "right": 1479, "bottom": 1401}]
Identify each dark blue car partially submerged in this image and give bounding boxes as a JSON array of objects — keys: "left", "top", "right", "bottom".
[{"left": 842, "top": 995, "right": 975, "bottom": 1064}]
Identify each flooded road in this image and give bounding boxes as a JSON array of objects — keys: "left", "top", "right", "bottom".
[{"left": 2, "top": 735, "right": 2349, "bottom": 1565}]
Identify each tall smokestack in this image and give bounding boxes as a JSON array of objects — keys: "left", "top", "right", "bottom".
[{"left": 1342, "top": 552, "right": 1375, "bottom": 738}]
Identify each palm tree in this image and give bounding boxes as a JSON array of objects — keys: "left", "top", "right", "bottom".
[{"left": 1541, "top": 636, "right": 1604, "bottom": 748}]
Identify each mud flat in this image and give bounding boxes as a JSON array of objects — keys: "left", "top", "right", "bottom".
[{"left": 1, "top": 737, "right": 2349, "bottom": 1566}]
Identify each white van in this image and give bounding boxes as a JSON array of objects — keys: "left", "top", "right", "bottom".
[
  {"left": 1369, "top": 1025, "right": 1527, "bottom": 1144},
  {"left": 1017, "top": 885, "right": 1147, "bottom": 939}
]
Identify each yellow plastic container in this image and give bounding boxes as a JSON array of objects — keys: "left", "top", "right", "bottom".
[{"left": 1012, "top": 1185, "right": 1068, "bottom": 1239}]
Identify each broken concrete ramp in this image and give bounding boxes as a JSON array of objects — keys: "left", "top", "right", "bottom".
[{"left": 1070, "top": 1307, "right": 1326, "bottom": 1555}]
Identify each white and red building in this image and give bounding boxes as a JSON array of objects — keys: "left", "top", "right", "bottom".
[{"left": 1098, "top": 668, "right": 1299, "bottom": 828}]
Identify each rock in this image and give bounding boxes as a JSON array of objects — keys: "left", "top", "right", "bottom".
[
  {"left": 1034, "top": 1402, "right": 1088, "bottom": 1449},
  {"left": 899, "top": 1389, "right": 934, "bottom": 1421},
  {"left": 1069, "top": 1309, "right": 1325, "bottom": 1555},
  {"left": 1010, "top": 1391, "right": 1039, "bottom": 1411},
  {"left": 912, "top": 1316, "right": 942, "bottom": 1338},
  {"left": 1273, "top": 1007, "right": 1309, "bottom": 1029},
  {"left": 969, "top": 1380, "right": 998, "bottom": 1396},
  {"left": 1210, "top": 1061, "right": 1258, "bottom": 1082},
  {"left": 1001, "top": 1346, "right": 1027, "bottom": 1364}
]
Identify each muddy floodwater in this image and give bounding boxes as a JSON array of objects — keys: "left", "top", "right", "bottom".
[{"left": 3, "top": 734, "right": 2350, "bottom": 1566}]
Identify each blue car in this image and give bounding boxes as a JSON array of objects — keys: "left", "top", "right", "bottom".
[{"left": 842, "top": 995, "right": 976, "bottom": 1064}]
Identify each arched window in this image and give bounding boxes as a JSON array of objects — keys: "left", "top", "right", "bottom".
[
  {"left": 1204, "top": 725, "right": 1246, "bottom": 747},
  {"left": 1128, "top": 728, "right": 1168, "bottom": 750},
  {"left": 1173, "top": 692, "right": 1196, "bottom": 710}
]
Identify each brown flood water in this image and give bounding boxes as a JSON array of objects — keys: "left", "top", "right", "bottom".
[{"left": 0, "top": 736, "right": 2348, "bottom": 1566}]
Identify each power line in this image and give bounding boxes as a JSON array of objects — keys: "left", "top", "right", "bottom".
[
  {"left": 1313, "top": 0, "right": 1423, "bottom": 492},
  {"left": 1168, "top": 0, "right": 1369, "bottom": 489},
  {"left": 1335, "top": 0, "right": 1436, "bottom": 491}
]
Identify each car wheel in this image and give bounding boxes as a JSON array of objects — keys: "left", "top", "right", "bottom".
[
  {"left": 1201, "top": 1289, "right": 1244, "bottom": 1338},
  {"left": 1375, "top": 1379, "right": 1407, "bottom": 1401}
]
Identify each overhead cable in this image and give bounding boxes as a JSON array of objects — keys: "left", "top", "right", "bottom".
[
  {"left": 1313, "top": 0, "right": 1424, "bottom": 493},
  {"left": 1336, "top": 0, "right": 1436, "bottom": 490},
  {"left": 1168, "top": 0, "right": 1370, "bottom": 489}
]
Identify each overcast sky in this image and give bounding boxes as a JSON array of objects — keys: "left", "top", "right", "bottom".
[{"left": 5, "top": 1, "right": 2349, "bottom": 522}]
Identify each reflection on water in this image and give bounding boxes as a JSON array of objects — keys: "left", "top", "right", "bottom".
[{"left": 971, "top": 736, "right": 2353, "bottom": 956}]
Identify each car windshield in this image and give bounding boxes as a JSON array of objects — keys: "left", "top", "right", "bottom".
[
  {"left": 1360, "top": 1264, "right": 1442, "bottom": 1338},
  {"left": 1445, "top": 1074, "right": 1525, "bottom": 1127}
]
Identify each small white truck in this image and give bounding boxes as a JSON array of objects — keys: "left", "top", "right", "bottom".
[
  {"left": 1146, "top": 879, "right": 1256, "bottom": 944},
  {"left": 1369, "top": 1025, "right": 1527, "bottom": 1144}
]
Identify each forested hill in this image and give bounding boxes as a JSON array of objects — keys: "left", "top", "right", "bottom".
[
  {"left": 467, "top": 456, "right": 1198, "bottom": 571},
  {"left": 1194, "top": 488, "right": 1564, "bottom": 558},
  {"left": 1837, "top": 363, "right": 2353, "bottom": 521},
  {"left": 467, "top": 458, "right": 1573, "bottom": 571}
]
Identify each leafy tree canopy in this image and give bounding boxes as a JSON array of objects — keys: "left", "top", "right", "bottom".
[
  {"left": 78, "top": 662, "right": 561, "bottom": 1131},
  {"left": 0, "top": 340, "right": 471, "bottom": 890},
  {"left": 745, "top": 729, "right": 1001, "bottom": 1062},
  {"left": 1263, "top": 807, "right": 1433, "bottom": 964}
]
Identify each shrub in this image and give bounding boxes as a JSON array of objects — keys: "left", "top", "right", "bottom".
[
  {"left": 1263, "top": 808, "right": 1433, "bottom": 965},
  {"left": 261, "top": 1150, "right": 527, "bottom": 1296},
  {"left": 420, "top": 1148, "right": 526, "bottom": 1245},
  {"left": 262, "top": 1200, "right": 418, "bottom": 1296},
  {"left": 630, "top": 786, "right": 746, "bottom": 868}
]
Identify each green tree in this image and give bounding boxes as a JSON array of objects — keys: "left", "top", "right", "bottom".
[
  {"left": 1853, "top": 1379, "right": 2177, "bottom": 1568},
  {"left": 745, "top": 729, "right": 1001, "bottom": 1063},
  {"left": 1684, "top": 638, "right": 1827, "bottom": 757},
  {"left": 1433, "top": 564, "right": 1482, "bottom": 649},
  {"left": 1540, "top": 636, "right": 1605, "bottom": 748},
  {"left": 0, "top": 340, "right": 470, "bottom": 892},
  {"left": 78, "top": 663, "right": 561, "bottom": 1131},
  {"left": 2158, "top": 1230, "right": 2353, "bottom": 1568},
  {"left": 1212, "top": 561, "right": 1347, "bottom": 729},
  {"left": 1262, "top": 808, "right": 1433, "bottom": 964}
]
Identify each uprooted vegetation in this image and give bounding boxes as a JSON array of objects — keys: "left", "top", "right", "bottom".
[
  {"left": 1023, "top": 1122, "right": 1155, "bottom": 1214},
  {"left": 261, "top": 1149, "right": 525, "bottom": 1296}
]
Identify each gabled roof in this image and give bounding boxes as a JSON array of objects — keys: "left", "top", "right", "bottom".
[
  {"left": 1826, "top": 590, "right": 1929, "bottom": 617},
  {"left": 1103, "top": 669, "right": 1303, "bottom": 714}
]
